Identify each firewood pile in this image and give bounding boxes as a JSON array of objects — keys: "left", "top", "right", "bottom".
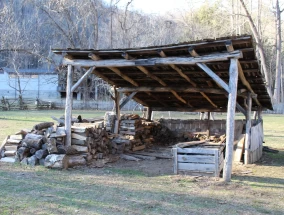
[
  {"left": 182, "top": 132, "right": 226, "bottom": 143},
  {"left": 111, "top": 114, "right": 176, "bottom": 153},
  {"left": 0, "top": 120, "right": 114, "bottom": 169}
]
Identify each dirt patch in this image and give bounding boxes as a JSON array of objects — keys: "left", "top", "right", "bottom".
[{"left": 106, "top": 158, "right": 173, "bottom": 176}]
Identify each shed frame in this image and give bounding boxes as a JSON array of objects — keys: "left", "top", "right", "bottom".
[{"left": 53, "top": 35, "right": 272, "bottom": 181}]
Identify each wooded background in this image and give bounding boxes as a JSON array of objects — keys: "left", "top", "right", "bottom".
[{"left": 0, "top": 0, "right": 283, "bottom": 110}]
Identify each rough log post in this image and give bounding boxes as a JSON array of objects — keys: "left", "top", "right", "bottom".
[
  {"left": 146, "top": 107, "right": 152, "bottom": 121},
  {"left": 65, "top": 65, "right": 73, "bottom": 147},
  {"left": 114, "top": 87, "right": 120, "bottom": 134},
  {"left": 206, "top": 112, "right": 210, "bottom": 137},
  {"left": 223, "top": 58, "right": 239, "bottom": 182},
  {"left": 244, "top": 93, "right": 252, "bottom": 165}
]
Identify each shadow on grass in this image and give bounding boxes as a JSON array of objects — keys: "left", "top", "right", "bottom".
[{"left": 0, "top": 166, "right": 283, "bottom": 215}]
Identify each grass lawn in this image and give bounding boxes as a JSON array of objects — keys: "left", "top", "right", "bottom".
[{"left": 0, "top": 110, "right": 284, "bottom": 214}]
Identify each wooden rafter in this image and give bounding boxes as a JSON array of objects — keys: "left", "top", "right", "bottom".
[
  {"left": 89, "top": 53, "right": 138, "bottom": 86},
  {"left": 158, "top": 50, "right": 218, "bottom": 108},
  {"left": 122, "top": 53, "right": 192, "bottom": 107},
  {"left": 92, "top": 69, "right": 116, "bottom": 86},
  {"left": 225, "top": 40, "right": 262, "bottom": 107},
  {"left": 117, "top": 86, "right": 226, "bottom": 94},
  {"left": 90, "top": 53, "right": 167, "bottom": 107}
]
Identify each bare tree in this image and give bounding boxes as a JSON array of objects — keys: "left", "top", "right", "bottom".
[
  {"left": 239, "top": 0, "right": 273, "bottom": 98},
  {"left": 273, "top": 0, "right": 283, "bottom": 103}
]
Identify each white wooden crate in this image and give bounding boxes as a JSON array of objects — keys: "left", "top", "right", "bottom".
[{"left": 172, "top": 146, "right": 224, "bottom": 177}]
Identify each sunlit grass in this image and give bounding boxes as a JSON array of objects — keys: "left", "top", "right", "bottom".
[{"left": 0, "top": 111, "right": 284, "bottom": 214}]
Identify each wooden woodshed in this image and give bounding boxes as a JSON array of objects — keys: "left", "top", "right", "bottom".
[{"left": 52, "top": 35, "right": 273, "bottom": 181}]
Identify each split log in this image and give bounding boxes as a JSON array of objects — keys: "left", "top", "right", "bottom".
[
  {"left": 51, "top": 116, "right": 65, "bottom": 125},
  {"left": 56, "top": 127, "right": 66, "bottom": 137},
  {"left": 4, "top": 145, "right": 18, "bottom": 151},
  {"left": 71, "top": 126, "right": 87, "bottom": 133},
  {"left": 120, "top": 154, "right": 141, "bottom": 161},
  {"left": 6, "top": 139, "right": 21, "bottom": 145},
  {"left": 45, "top": 127, "right": 54, "bottom": 138},
  {"left": 15, "top": 129, "right": 31, "bottom": 137},
  {"left": 25, "top": 133, "right": 43, "bottom": 140},
  {"left": 71, "top": 139, "right": 87, "bottom": 146},
  {"left": 4, "top": 150, "right": 16, "bottom": 157},
  {"left": 17, "top": 147, "right": 30, "bottom": 161},
  {"left": 176, "top": 140, "right": 206, "bottom": 148},
  {"left": 57, "top": 144, "right": 67, "bottom": 154},
  {"left": 22, "top": 138, "right": 43, "bottom": 150},
  {"left": 71, "top": 145, "right": 88, "bottom": 153},
  {"left": 47, "top": 138, "right": 58, "bottom": 154},
  {"left": 0, "top": 136, "right": 8, "bottom": 158},
  {"left": 42, "top": 143, "right": 48, "bottom": 150},
  {"left": 125, "top": 153, "right": 156, "bottom": 161},
  {"left": 27, "top": 155, "right": 39, "bottom": 166},
  {"left": 35, "top": 149, "right": 48, "bottom": 159},
  {"left": 71, "top": 133, "right": 87, "bottom": 140},
  {"left": 20, "top": 157, "right": 28, "bottom": 165},
  {"left": 34, "top": 122, "right": 54, "bottom": 130},
  {"left": 39, "top": 158, "right": 45, "bottom": 166},
  {"left": 9, "top": 135, "right": 22, "bottom": 140},
  {"left": 44, "top": 154, "right": 66, "bottom": 169},
  {"left": 132, "top": 145, "right": 146, "bottom": 151},
  {"left": 64, "top": 155, "right": 86, "bottom": 168}
]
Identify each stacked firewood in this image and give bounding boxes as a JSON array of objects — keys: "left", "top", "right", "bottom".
[
  {"left": 111, "top": 114, "right": 176, "bottom": 153},
  {"left": 104, "top": 112, "right": 116, "bottom": 132},
  {"left": 0, "top": 120, "right": 115, "bottom": 169}
]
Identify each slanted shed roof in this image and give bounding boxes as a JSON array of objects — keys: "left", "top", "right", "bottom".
[{"left": 53, "top": 35, "right": 273, "bottom": 111}]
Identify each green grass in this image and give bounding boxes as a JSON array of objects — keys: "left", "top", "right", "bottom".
[{"left": 0, "top": 111, "right": 284, "bottom": 214}]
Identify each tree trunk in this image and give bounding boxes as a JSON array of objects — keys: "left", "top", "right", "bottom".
[
  {"left": 239, "top": 0, "right": 272, "bottom": 98},
  {"left": 274, "top": 0, "right": 282, "bottom": 103}
]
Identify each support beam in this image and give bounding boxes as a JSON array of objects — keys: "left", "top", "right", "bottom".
[
  {"left": 146, "top": 107, "right": 152, "bottom": 121},
  {"left": 91, "top": 53, "right": 165, "bottom": 107},
  {"left": 244, "top": 93, "right": 252, "bottom": 165},
  {"left": 119, "top": 92, "right": 137, "bottom": 109},
  {"left": 117, "top": 86, "right": 226, "bottom": 94},
  {"left": 63, "top": 51, "right": 243, "bottom": 67},
  {"left": 189, "top": 47, "right": 246, "bottom": 115},
  {"left": 223, "top": 58, "right": 239, "bottom": 182},
  {"left": 225, "top": 40, "right": 262, "bottom": 107},
  {"left": 71, "top": 67, "right": 95, "bottom": 92},
  {"left": 65, "top": 65, "right": 73, "bottom": 147},
  {"left": 114, "top": 88, "right": 120, "bottom": 134},
  {"left": 158, "top": 50, "right": 218, "bottom": 108}
]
